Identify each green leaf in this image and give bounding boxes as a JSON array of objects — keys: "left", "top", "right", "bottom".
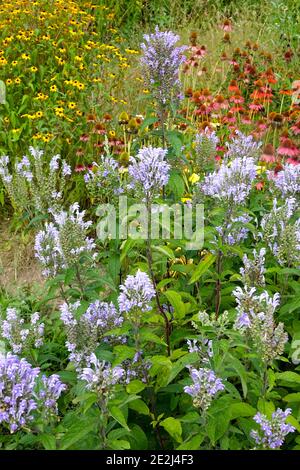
[
  {"left": 189, "top": 253, "right": 216, "bottom": 284},
  {"left": 283, "top": 393, "right": 300, "bottom": 402},
  {"left": 108, "top": 439, "right": 131, "bottom": 450},
  {"left": 128, "top": 399, "right": 150, "bottom": 415},
  {"left": 109, "top": 406, "right": 130, "bottom": 430},
  {"left": 167, "top": 352, "right": 199, "bottom": 385},
  {"left": 164, "top": 290, "right": 186, "bottom": 319},
  {"left": 229, "top": 402, "right": 256, "bottom": 420},
  {"left": 60, "top": 419, "right": 96, "bottom": 450},
  {"left": 176, "top": 433, "right": 204, "bottom": 450},
  {"left": 152, "top": 245, "right": 175, "bottom": 259},
  {"left": 126, "top": 380, "right": 146, "bottom": 394},
  {"left": 39, "top": 433, "right": 56, "bottom": 450},
  {"left": 160, "top": 417, "right": 183, "bottom": 443},
  {"left": 275, "top": 371, "right": 300, "bottom": 386},
  {"left": 286, "top": 415, "right": 300, "bottom": 433}
]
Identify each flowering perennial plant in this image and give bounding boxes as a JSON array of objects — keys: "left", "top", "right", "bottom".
[
  {"left": 234, "top": 287, "right": 288, "bottom": 363},
  {"left": 0, "top": 354, "right": 65, "bottom": 433},
  {"left": 250, "top": 408, "right": 295, "bottom": 449},
  {"left": 60, "top": 301, "right": 124, "bottom": 370},
  {"left": 118, "top": 270, "right": 156, "bottom": 314},
  {"left": 128, "top": 147, "right": 170, "bottom": 199},
  {"left": 240, "top": 248, "right": 266, "bottom": 287},
  {"left": 268, "top": 163, "right": 300, "bottom": 196},
  {"left": 260, "top": 198, "right": 300, "bottom": 267},
  {"left": 225, "top": 130, "right": 262, "bottom": 160},
  {"left": 1, "top": 308, "right": 44, "bottom": 354},
  {"left": 35, "top": 203, "right": 96, "bottom": 277},
  {"left": 140, "top": 26, "right": 187, "bottom": 107},
  {"left": 194, "top": 128, "right": 219, "bottom": 170},
  {"left": 200, "top": 156, "right": 257, "bottom": 205},
  {"left": 80, "top": 353, "right": 124, "bottom": 398},
  {"left": 0, "top": 147, "right": 71, "bottom": 214},
  {"left": 184, "top": 367, "right": 225, "bottom": 411}
]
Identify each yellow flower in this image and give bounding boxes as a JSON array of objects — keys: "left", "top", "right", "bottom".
[
  {"left": 4, "top": 117, "right": 9, "bottom": 123},
  {"left": 76, "top": 110, "right": 83, "bottom": 116},
  {"left": 143, "top": 89, "right": 150, "bottom": 94},
  {"left": 21, "top": 53, "right": 30, "bottom": 61},
  {"left": 14, "top": 77, "right": 21, "bottom": 84},
  {"left": 11, "top": 60, "right": 18, "bottom": 67},
  {"left": 189, "top": 173, "right": 200, "bottom": 184},
  {"left": 109, "top": 130, "right": 116, "bottom": 138},
  {"left": 68, "top": 102, "right": 76, "bottom": 109},
  {"left": 6, "top": 78, "right": 12, "bottom": 85},
  {"left": 256, "top": 165, "right": 266, "bottom": 175},
  {"left": 30, "top": 66, "right": 38, "bottom": 72},
  {"left": 181, "top": 197, "right": 192, "bottom": 203},
  {"left": 35, "top": 111, "right": 43, "bottom": 118},
  {"left": 50, "top": 85, "right": 57, "bottom": 92}
]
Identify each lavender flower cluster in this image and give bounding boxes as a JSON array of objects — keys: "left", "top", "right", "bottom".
[
  {"left": 268, "top": 163, "right": 300, "bottom": 196},
  {"left": 118, "top": 270, "right": 156, "bottom": 313},
  {"left": 80, "top": 353, "right": 124, "bottom": 402},
  {"left": 140, "top": 26, "right": 187, "bottom": 107},
  {"left": 200, "top": 156, "right": 257, "bottom": 205},
  {"left": 0, "top": 147, "right": 71, "bottom": 213},
  {"left": 225, "top": 130, "right": 262, "bottom": 160},
  {"left": 250, "top": 408, "right": 295, "bottom": 449},
  {"left": 187, "top": 338, "right": 213, "bottom": 364},
  {"left": 60, "top": 300, "right": 124, "bottom": 370},
  {"left": 1, "top": 308, "right": 44, "bottom": 354},
  {"left": 84, "top": 156, "right": 123, "bottom": 202},
  {"left": 128, "top": 147, "right": 170, "bottom": 199},
  {"left": 184, "top": 367, "right": 225, "bottom": 411},
  {"left": 216, "top": 214, "right": 252, "bottom": 245},
  {"left": 240, "top": 248, "right": 266, "bottom": 287},
  {"left": 233, "top": 286, "right": 288, "bottom": 363},
  {"left": 260, "top": 197, "right": 300, "bottom": 267},
  {"left": 0, "top": 353, "right": 65, "bottom": 433},
  {"left": 35, "top": 203, "right": 96, "bottom": 277},
  {"left": 194, "top": 128, "right": 219, "bottom": 170}
]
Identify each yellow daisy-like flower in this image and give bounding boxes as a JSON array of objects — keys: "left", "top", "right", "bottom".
[
  {"left": 35, "top": 111, "right": 43, "bottom": 118},
  {"left": 21, "top": 53, "right": 30, "bottom": 61},
  {"left": 11, "top": 60, "right": 18, "bottom": 67},
  {"left": 76, "top": 110, "right": 83, "bottom": 116},
  {"left": 68, "top": 102, "right": 76, "bottom": 109},
  {"left": 4, "top": 117, "right": 10, "bottom": 123},
  {"left": 14, "top": 77, "right": 21, "bottom": 84},
  {"left": 256, "top": 165, "right": 266, "bottom": 175},
  {"left": 189, "top": 173, "right": 200, "bottom": 184},
  {"left": 181, "top": 197, "right": 192, "bottom": 203},
  {"left": 30, "top": 66, "right": 38, "bottom": 72},
  {"left": 109, "top": 130, "right": 116, "bottom": 138},
  {"left": 6, "top": 78, "right": 13, "bottom": 85},
  {"left": 50, "top": 84, "right": 57, "bottom": 92}
]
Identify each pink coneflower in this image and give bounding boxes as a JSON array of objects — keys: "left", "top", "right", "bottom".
[
  {"left": 212, "top": 95, "right": 229, "bottom": 110},
  {"left": 290, "top": 121, "right": 300, "bottom": 135},
  {"left": 231, "top": 105, "right": 245, "bottom": 113},
  {"left": 256, "top": 181, "right": 264, "bottom": 190},
  {"left": 230, "top": 94, "right": 244, "bottom": 104},
  {"left": 241, "top": 113, "right": 252, "bottom": 125},
  {"left": 79, "top": 134, "right": 89, "bottom": 142},
  {"left": 221, "top": 19, "right": 232, "bottom": 32},
  {"left": 260, "top": 144, "right": 276, "bottom": 163},
  {"left": 277, "top": 138, "right": 299, "bottom": 157},
  {"left": 249, "top": 101, "right": 263, "bottom": 112},
  {"left": 256, "top": 120, "right": 268, "bottom": 131},
  {"left": 94, "top": 142, "right": 104, "bottom": 148},
  {"left": 76, "top": 148, "right": 84, "bottom": 156},
  {"left": 222, "top": 112, "right": 236, "bottom": 124},
  {"left": 228, "top": 80, "right": 239, "bottom": 93},
  {"left": 75, "top": 164, "right": 86, "bottom": 172},
  {"left": 286, "top": 158, "right": 300, "bottom": 165}
]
